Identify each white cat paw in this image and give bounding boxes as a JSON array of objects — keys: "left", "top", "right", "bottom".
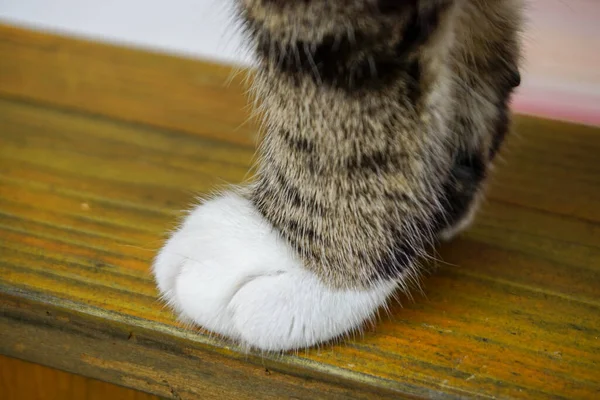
[{"left": 153, "top": 192, "right": 396, "bottom": 351}]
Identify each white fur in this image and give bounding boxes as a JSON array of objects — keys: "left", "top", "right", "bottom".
[{"left": 153, "top": 193, "right": 397, "bottom": 351}]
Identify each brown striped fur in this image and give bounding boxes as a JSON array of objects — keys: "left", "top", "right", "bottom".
[{"left": 237, "top": 0, "right": 523, "bottom": 289}]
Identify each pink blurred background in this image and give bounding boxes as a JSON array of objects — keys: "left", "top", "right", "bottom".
[{"left": 514, "top": 0, "right": 600, "bottom": 126}]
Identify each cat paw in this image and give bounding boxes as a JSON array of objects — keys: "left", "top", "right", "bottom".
[{"left": 153, "top": 192, "right": 396, "bottom": 351}]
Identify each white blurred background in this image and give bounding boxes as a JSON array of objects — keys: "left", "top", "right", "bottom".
[{"left": 1, "top": 0, "right": 598, "bottom": 125}]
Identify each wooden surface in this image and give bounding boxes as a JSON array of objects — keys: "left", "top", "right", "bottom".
[
  {"left": 0, "top": 24, "right": 599, "bottom": 400},
  {"left": 1, "top": 355, "right": 159, "bottom": 400}
]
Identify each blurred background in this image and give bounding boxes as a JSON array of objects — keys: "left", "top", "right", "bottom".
[{"left": 1, "top": 0, "right": 598, "bottom": 126}]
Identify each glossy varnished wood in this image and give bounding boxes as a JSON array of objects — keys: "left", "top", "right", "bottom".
[{"left": 0, "top": 24, "right": 599, "bottom": 399}]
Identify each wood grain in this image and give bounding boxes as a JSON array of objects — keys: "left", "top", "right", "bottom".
[
  {"left": 0, "top": 355, "right": 160, "bottom": 400},
  {"left": 0, "top": 24, "right": 599, "bottom": 400},
  {"left": 0, "top": 23, "right": 257, "bottom": 147}
]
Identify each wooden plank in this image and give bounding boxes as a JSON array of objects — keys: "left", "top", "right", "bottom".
[
  {"left": 0, "top": 354, "right": 159, "bottom": 400},
  {"left": 0, "top": 289, "right": 405, "bottom": 400},
  {"left": 0, "top": 25, "right": 599, "bottom": 400},
  {"left": 0, "top": 23, "right": 258, "bottom": 146}
]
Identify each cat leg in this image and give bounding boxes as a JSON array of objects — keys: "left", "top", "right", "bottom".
[
  {"left": 152, "top": 0, "right": 522, "bottom": 352},
  {"left": 437, "top": 0, "right": 523, "bottom": 241}
]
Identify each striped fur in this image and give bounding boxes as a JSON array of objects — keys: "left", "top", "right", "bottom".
[{"left": 237, "top": 0, "right": 523, "bottom": 289}]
